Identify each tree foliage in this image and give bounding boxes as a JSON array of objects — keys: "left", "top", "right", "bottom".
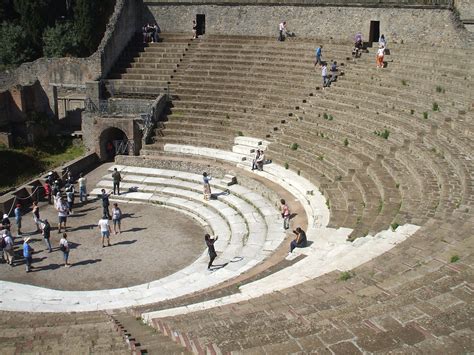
[
  {"left": 43, "top": 22, "right": 79, "bottom": 58},
  {"left": 0, "top": 21, "right": 34, "bottom": 66}
]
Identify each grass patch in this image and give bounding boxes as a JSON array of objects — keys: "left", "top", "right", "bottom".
[
  {"left": 435, "top": 85, "right": 445, "bottom": 93},
  {"left": 450, "top": 255, "right": 460, "bottom": 263},
  {"left": 339, "top": 271, "right": 354, "bottom": 281},
  {"left": 344, "top": 138, "right": 349, "bottom": 147},
  {"left": 432, "top": 102, "right": 440, "bottom": 112},
  {"left": 284, "top": 162, "right": 289, "bottom": 169},
  {"left": 401, "top": 79, "right": 407, "bottom": 86},
  {"left": 374, "top": 129, "right": 390, "bottom": 139},
  {"left": 290, "top": 143, "right": 299, "bottom": 151},
  {"left": 391, "top": 222, "right": 399, "bottom": 231},
  {"left": 0, "top": 137, "right": 84, "bottom": 190},
  {"left": 237, "top": 131, "right": 244, "bottom": 136},
  {"left": 423, "top": 111, "right": 429, "bottom": 119}
]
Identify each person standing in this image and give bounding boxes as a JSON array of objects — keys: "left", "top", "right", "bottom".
[
  {"left": 192, "top": 20, "right": 197, "bottom": 39},
  {"left": 14, "top": 204, "right": 22, "bottom": 235},
  {"left": 321, "top": 62, "right": 328, "bottom": 89},
  {"left": 112, "top": 168, "right": 122, "bottom": 195},
  {"left": 315, "top": 45, "right": 323, "bottom": 66},
  {"left": 112, "top": 203, "right": 122, "bottom": 235},
  {"left": 98, "top": 215, "right": 112, "bottom": 247},
  {"left": 44, "top": 181, "right": 52, "bottom": 204},
  {"left": 280, "top": 199, "right": 291, "bottom": 230},
  {"left": 203, "top": 172, "right": 212, "bottom": 201},
  {"left": 256, "top": 150, "right": 265, "bottom": 171},
  {"left": 205, "top": 234, "right": 218, "bottom": 269},
  {"left": 32, "top": 201, "right": 41, "bottom": 233},
  {"left": 66, "top": 185, "right": 75, "bottom": 214},
  {"left": 57, "top": 197, "right": 69, "bottom": 233},
  {"left": 2, "top": 213, "right": 11, "bottom": 230},
  {"left": 23, "top": 237, "right": 34, "bottom": 272},
  {"left": 78, "top": 173, "right": 87, "bottom": 203},
  {"left": 278, "top": 21, "right": 286, "bottom": 41},
  {"left": 251, "top": 150, "right": 260, "bottom": 171},
  {"left": 376, "top": 45, "right": 385, "bottom": 68},
  {"left": 59, "top": 233, "right": 71, "bottom": 267},
  {"left": 101, "top": 189, "right": 111, "bottom": 219},
  {"left": 3, "top": 230, "right": 14, "bottom": 266},
  {"left": 41, "top": 219, "right": 52, "bottom": 253}
]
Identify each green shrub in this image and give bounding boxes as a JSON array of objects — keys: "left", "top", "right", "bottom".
[
  {"left": 401, "top": 79, "right": 407, "bottom": 86},
  {"left": 432, "top": 102, "right": 440, "bottom": 111},
  {"left": 374, "top": 129, "right": 390, "bottom": 139},
  {"left": 339, "top": 271, "right": 353, "bottom": 281},
  {"left": 344, "top": 138, "right": 349, "bottom": 147},
  {"left": 410, "top": 109, "right": 414, "bottom": 115},
  {"left": 435, "top": 85, "right": 445, "bottom": 93},
  {"left": 284, "top": 162, "right": 289, "bottom": 169},
  {"left": 450, "top": 255, "right": 460, "bottom": 263},
  {"left": 237, "top": 131, "right": 243, "bottom": 136},
  {"left": 391, "top": 222, "right": 399, "bottom": 231},
  {"left": 290, "top": 143, "right": 299, "bottom": 151},
  {"left": 423, "top": 112, "right": 428, "bottom": 119}
]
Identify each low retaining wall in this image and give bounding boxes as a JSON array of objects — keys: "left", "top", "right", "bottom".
[{"left": 0, "top": 153, "right": 99, "bottom": 217}]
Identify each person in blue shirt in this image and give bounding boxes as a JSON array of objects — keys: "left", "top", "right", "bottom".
[
  {"left": 23, "top": 237, "right": 34, "bottom": 272},
  {"left": 14, "top": 204, "right": 22, "bottom": 235},
  {"left": 315, "top": 45, "right": 323, "bottom": 66}
]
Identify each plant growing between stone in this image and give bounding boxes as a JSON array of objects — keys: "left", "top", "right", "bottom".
[
  {"left": 423, "top": 112, "right": 429, "bottom": 119},
  {"left": 432, "top": 102, "right": 440, "bottom": 111},
  {"left": 344, "top": 138, "right": 349, "bottom": 147},
  {"left": 391, "top": 222, "right": 399, "bottom": 231},
  {"left": 339, "top": 271, "right": 354, "bottom": 281},
  {"left": 284, "top": 162, "right": 289, "bottom": 169},
  {"left": 290, "top": 143, "right": 299, "bottom": 151},
  {"left": 450, "top": 255, "right": 460, "bottom": 263},
  {"left": 374, "top": 129, "right": 390, "bottom": 139}
]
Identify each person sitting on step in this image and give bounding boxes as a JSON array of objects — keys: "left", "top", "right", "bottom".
[{"left": 289, "top": 227, "right": 307, "bottom": 255}]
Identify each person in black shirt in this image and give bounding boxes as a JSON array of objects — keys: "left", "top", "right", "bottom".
[
  {"left": 205, "top": 233, "right": 218, "bottom": 269},
  {"left": 101, "top": 189, "right": 111, "bottom": 219},
  {"left": 289, "top": 227, "right": 307, "bottom": 254}
]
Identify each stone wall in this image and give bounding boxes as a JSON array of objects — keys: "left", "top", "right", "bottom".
[
  {"left": 147, "top": 4, "right": 468, "bottom": 45},
  {"left": 454, "top": 0, "right": 474, "bottom": 20}
]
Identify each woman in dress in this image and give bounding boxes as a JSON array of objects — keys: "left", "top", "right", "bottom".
[
  {"left": 203, "top": 172, "right": 212, "bottom": 200},
  {"left": 205, "top": 233, "right": 218, "bottom": 269}
]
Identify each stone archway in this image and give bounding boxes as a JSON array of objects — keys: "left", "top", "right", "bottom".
[{"left": 99, "top": 127, "right": 128, "bottom": 161}]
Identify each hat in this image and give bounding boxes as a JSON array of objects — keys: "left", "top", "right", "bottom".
[
  {"left": 48, "top": 172, "right": 53, "bottom": 176},
  {"left": 3, "top": 214, "right": 8, "bottom": 219},
  {"left": 23, "top": 237, "right": 31, "bottom": 243}
]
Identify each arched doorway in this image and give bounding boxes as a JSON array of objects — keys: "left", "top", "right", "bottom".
[{"left": 99, "top": 127, "right": 131, "bottom": 161}]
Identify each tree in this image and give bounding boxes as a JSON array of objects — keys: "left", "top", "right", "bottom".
[
  {"left": 43, "top": 21, "right": 79, "bottom": 57},
  {"left": 73, "top": 0, "right": 97, "bottom": 55},
  {"left": 0, "top": 21, "right": 34, "bottom": 66}
]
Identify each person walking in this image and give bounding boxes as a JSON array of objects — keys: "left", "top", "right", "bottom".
[
  {"left": 321, "top": 62, "right": 328, "bottom": 89},
  {"left": 14, "top": 204, "right": 22, "bottom": 235},
  {"left": 57, "top": 197, "right": 69, "bottom": 233},
  {"left": 289, "top": 227, "right": 307, "bottom": 255},
  {"left": 278, "top": 21, "right": 286, "bottom": 41},
  {"left": 59, "top": 233, "right": 71, "bottom": 267},
  {"left": 112, "top": 203, "right": 122, "bottom": 235},
  {"left": 280, "top": 199, "right": 291, "bottom": 230},
  {"left": 23, "top": 237, "right": 34, "bottom": 272},
  {"left": 40, "top": 219, "right": 52, "bottom": 253},
  {"left": 376, "top": 44, "right": 385, "bottom": 69},
  {"left": 101, "top": 189, "right": 111, "bottom": 219},
  {"left": 315, "top": 45, "right": 323, "bottom": 66},
  {"left": 203, "top": 172, "right": 212, "bottom": 201},
  {"left": 2, "top": 213, "right": 11, "bottom": 230},
  {"left": 98, "top": 215, "right": 112, "bottom": 247},
  {"left": 112, "top": 168, "right": 122, "bottom": 195},
  {"left": 32, "top": 201, "right": 41, "bottom": 233},
  {"left": 2, "top": 230, "right": 14, "bottom": 266},
  {"left": 205, "top": 234, "right": 218, "bottom": 269},
  {"left": 78, "top": 173, "right": 87, "bottom": 202}
]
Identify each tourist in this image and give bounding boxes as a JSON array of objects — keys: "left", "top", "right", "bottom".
[
  {"left": 278, "top": 21, "right": 286, "bottom": 41},
  {"left": 379, "top": 34, "right": 387, "bottom": 48},
  {"left": 153, "top": 22, "right": 160, "bottom": 42},
  {"left": 54, "top": 192, "right": 62, "bottom": 209},
  {"left": 321, "top": 62, "right": 328, "bottom": 88},
  {"left": 192, "top": 20, "right": 197, "bottom": 39},
  {"left": 2, "top": 230, "right": 14, "bottom": 266},
  {"left": 289, "top": 227, "right": 307, "bottom": 254},
  {"left": 14, "top": 203, "right": 22, "bottom": 235},
  {"left": 32, "top": 201, "right": 41, "bottom": 233},
  {"left": 57, "top": 197, "right": 69, "bottom": 233},
  {"left": 101, "top": 189, "right": 111, "bottom": 219},
  {"left": 46, "top": 171, "right": 54, "bottom": 186},
  {"left": 315, "top": 45, "right": 323, "bottom": 66},
  {"left": 44, "top": 181, "right": 52, "bottom": 204},
  {"left": 2, "top": 213, "right": 11, "bottom": 230},
  {"left": 52, "top": 180, "right": 60, "bottom": 198},
  {"left": 326, "top": 61, "right": 338, "bottom": 87},
  {"left": 256, "top": 149, "right": 265, "bottom": 171},
  {"left": 66, "top": 185, "right": 75, "bottom": 214},
  {"left": 203, "top": 172, "right": 212, "bottom": 200},
  {"left": 142, "top": 23, "right": 148, "bottom": 43},
  {"left": 23, "top": 237, "right": 34, "bottom": 272},
  {"left": 376, "top": 44, "right": 385, "bottom": 68},
  {"left": 205, "top": 233, "right": 218, "bottom": 269},
  {"left": 78, "top": 172, "right": 87, "bottom": 203},
  {"left": 106, "top": 141, "right": 114, "bottom": 160},
  {"left": 98, "top": 215, "right": 112, "bottom": 247},
  {"left": 112, "top": 168, "right": 122, "bottom": 195},
  {"left": 59, "top": 233, "right": 71, "bottom": 267},
  {"left": 280, "top": 199, "right": 291, "bottom": 230},
  {"left": 355, "top": 32, "right": 363, "bottom": 49},
  {"left": 251, "top": 149, "right": 260, "bottom": 171},
  {"left": 65, "top": 169, "right": 74, "bottom": 186},
  {"left": 112, "top": 203, "right": 122, "bottom": 235},
  {"left": 40, "top": 219, "right": 52, "bottom": 253}
]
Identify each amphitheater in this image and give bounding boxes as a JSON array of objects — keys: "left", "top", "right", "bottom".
[{"left": 0, "top": 0, "right": 473, "bottom": 353}]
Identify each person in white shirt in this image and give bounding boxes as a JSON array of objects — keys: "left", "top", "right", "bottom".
[
  {"left": 321, "top": 62, "right": 328, "bottom": 88},
  {"left": 376, "top": 45, "right": 385, "bottom": 68},
  {"left": 59, "top": 233, "right": 71, "bottom": 267},
  {"left": 57, "top": 198, "right": 69, "bottom": 233},
  {"left": 98, "top": 215, "right": 112, "bottom": 248},
  {"left": 2, "top": 231, "right": 14, "bottom": 265},
  {"left": 256, "top": 150, "right": 265, "bottom": 171},
  {"left": 278, "top": 21, "right": 287, "bottom": 41},
  {"left": 78, "top": 173, "right": 87, "bottom": 202}
]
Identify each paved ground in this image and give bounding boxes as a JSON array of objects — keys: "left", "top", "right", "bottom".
[{"left": 0, "top": 163, "right": 205, "bottom": 291}]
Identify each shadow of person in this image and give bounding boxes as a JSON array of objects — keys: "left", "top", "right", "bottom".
[
  {"left": 123, "top": 227, "right": 146, "bottom": 233},
  {"left": 113, "top": 240, "right": 137, "bottom": 246},
  {"left": 72, "top": 259, "right": 102, "bottom": 267},
  {"left": 209, "top": 262, "right": 229, "bottom": 271},
  {"left": 34, "top": 263, "right": 62, "bottom": 272},
  {"left": 211, "top": 190, "right": 230, "bottom": 200},
  {"left": 289, "top": 213, "right": 298, "bottom": 220},
  {"left": 121, "top": 213, "right": 137, "bottom": 219},
  {"left": 69, "top": 224, "right": 97, "bottom": 232}
]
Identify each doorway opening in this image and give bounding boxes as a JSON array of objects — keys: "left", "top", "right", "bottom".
[
  {"left": 196, "top": 14, "right": 205, "bottom": 36},
  {"left": 369, "top": 21, "right": 380, "bottom": 44}
]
